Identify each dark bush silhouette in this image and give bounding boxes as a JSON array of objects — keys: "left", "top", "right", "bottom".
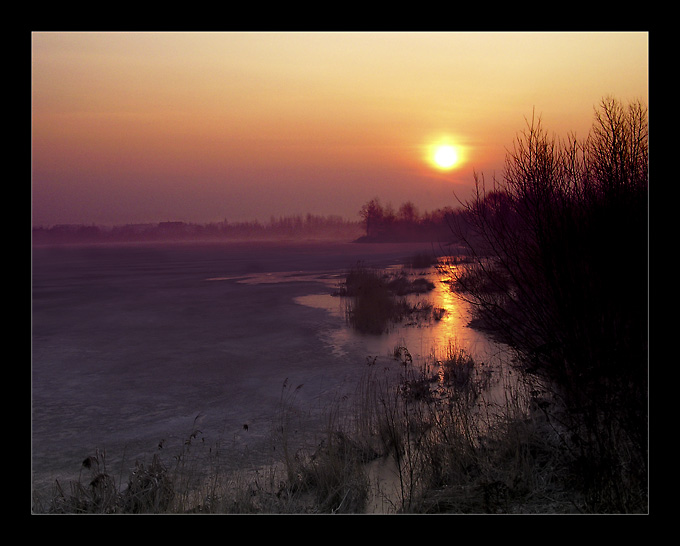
[{"left": 448, "top": 97, "right": 648, "bottom": 512}]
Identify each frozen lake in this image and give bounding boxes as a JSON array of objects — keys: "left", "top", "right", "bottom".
[{"left": 31, "top": 240, "right": 500, "bottom": 503}]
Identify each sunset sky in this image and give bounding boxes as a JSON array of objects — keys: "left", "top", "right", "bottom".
[{"left": 31, "top": 32, "right": 648, "bottom": 227}]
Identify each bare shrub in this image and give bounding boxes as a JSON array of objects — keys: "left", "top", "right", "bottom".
[{"left": 447, "top": 97, "right": 648, "bottom": 512}]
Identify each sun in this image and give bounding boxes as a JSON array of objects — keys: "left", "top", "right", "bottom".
[
  {"left": 423, "top": 137, "right": 465, "bottom": 172},
  {"left": 433, "top": 145, "right": 459, "bottom": 169}
]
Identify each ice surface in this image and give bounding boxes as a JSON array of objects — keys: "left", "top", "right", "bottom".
[{"left": 31, "top": 241, "right": 499, "bottom": 499}]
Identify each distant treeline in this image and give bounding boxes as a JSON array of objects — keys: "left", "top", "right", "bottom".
[
  {"left": 32, "top": 214, "right": 364, "bottom": 245},
  {"left": 33, "top": 202, "right": 471, "bottom": 246},
  {"left": 356, "top": 198, "right": 462, "bottom": 243}
]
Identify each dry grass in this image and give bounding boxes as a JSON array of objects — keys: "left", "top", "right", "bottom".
[{"left": 33, "top": 342, "right": 600, "bottom": 514}]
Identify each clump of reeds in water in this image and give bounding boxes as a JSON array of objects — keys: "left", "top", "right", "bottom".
[
  {"left": 405, "top": 252, "right": 438, "bottom": 269},
  {"left": 340, "top": 264, "right": 399, "bottom": 334},
  {"left": 332, "top": 263, "right": 441, "bottom": 334}
]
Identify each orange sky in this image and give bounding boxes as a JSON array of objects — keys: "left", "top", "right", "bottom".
[{"left": 31, "top": 31, "right": 648, "bottom": 226}]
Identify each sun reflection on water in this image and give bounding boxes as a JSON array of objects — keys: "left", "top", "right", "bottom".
[
  {"left": 294, "top": 262, "right": 505, "bottom": 368},
  {"left": 211, "top": 260, "right": 508, "bottom": 370}
]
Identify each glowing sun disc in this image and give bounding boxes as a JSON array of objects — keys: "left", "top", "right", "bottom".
[{"left": 434, "top": 145, "right": 458, "bottom": 169}]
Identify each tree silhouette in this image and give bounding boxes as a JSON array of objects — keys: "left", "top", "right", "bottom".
[
  {"left": 359, "top": 198, "right": 384, "bottom": 238},
  {"left": 448, "top": 97, "right": 648, "bottom": 511}
]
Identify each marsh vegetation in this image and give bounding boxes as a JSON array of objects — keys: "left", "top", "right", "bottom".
[
  {"left": 444, "top": 98, "right": 648, "bottom": 512},
  {"left": 331, "top": 263, "right": 441, "bottom": 335},
  {"left": 36, "top": 340, "right": 568, "bottom": 514}
]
